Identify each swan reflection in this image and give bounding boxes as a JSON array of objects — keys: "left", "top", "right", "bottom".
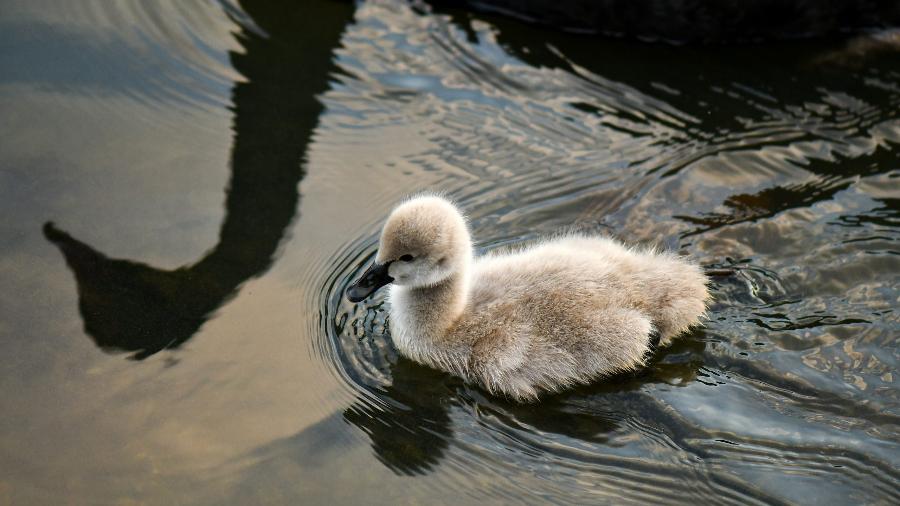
[{"left": 44, "top": 0, "right": 352, "bottom": 359}]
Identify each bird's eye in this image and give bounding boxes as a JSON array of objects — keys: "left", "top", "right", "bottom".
[{"left": 399, "top": 254, "right": 414, "bottom": 262}]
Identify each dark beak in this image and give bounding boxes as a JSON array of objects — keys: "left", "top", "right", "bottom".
[{"left": 346, "top": 261, "right": 393, "bottom": 302}]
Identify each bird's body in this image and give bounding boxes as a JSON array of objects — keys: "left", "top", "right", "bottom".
[{"left": 348, "top": 196, "right": 709, "bottom": 401}]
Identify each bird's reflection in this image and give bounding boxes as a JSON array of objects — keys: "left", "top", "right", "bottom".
[
  {"left": 44, "top": 0, "right": 353, "bottom": 359},
  {"left": 343, "top": 358, "right": 454, "bottom": 475},
  {"left": 341, "top": 334, "right": 706, "bottom": 475}
]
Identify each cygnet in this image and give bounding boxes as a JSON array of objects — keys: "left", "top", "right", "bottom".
[{"left": 347, "top": 195, "right": 709, "bottom": 401}]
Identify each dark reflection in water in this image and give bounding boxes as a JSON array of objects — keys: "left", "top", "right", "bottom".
[
  {"left": 43, "top": 0, "right": 352, "bottom": 359},
  {"left": 431, "top": 0, "right": 900, "bottom": 43},
  {"left": 343, "top": 358, "right": 454, "bottom": 475}
]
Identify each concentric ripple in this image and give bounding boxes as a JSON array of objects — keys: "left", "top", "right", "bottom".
[{"left": 314, "top": 1, "right": 900, "bottom": 503}]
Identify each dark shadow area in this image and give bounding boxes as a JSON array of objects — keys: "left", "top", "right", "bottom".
[
  {"left": 436, "top": 3, "right": 900, "bottom": 137},
  {"left": 342, "top": 358, "right": 455, "bottom": 475},
  {"left": 430, "top": 0, "right": 900, "bottom": 43},
  {"left": 431, "top": 5, "right": 900, "bottom": 238},
  {"left": 44, "top": 0, "right": 354, "bottom": 359}
]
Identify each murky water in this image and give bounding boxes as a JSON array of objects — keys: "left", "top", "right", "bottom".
[{"left": 1, "top": 1, "right": 898, "bottom": 504}]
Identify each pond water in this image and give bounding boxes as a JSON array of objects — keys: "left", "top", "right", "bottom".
[{"left": 1, "top": 0, "right": 898, "bottom": 504}]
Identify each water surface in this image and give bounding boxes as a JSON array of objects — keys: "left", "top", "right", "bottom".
[{"left": 1, "top": 1, "right": 898, "bottom": 504}]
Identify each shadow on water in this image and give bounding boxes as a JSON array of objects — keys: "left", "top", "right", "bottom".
[{"left": 43, "top": 0, "right": 353, "bottom": 359}]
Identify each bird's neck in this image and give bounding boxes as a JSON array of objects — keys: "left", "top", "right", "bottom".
[{"left": 388, "top": 254, "right": 471, "bottom": 365}]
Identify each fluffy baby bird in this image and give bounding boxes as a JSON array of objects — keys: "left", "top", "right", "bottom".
[{"left": 347, "top": 195, "right": 708, "bottom": 401}]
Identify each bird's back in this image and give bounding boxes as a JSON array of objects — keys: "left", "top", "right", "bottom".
[{"left": 447, "top": 235, "right": 707, "bottom": 399}]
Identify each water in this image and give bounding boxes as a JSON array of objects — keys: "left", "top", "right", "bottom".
[{"left": 1, "top": 1, "right": 898, "bottom": 504}]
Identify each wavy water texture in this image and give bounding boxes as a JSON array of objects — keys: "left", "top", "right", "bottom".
[
  {"left": 2, "top": 0, "right": 899, "bottom": 504},
  {"left": 318, "top": 2, "right": 900, "bottom": 504}
]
